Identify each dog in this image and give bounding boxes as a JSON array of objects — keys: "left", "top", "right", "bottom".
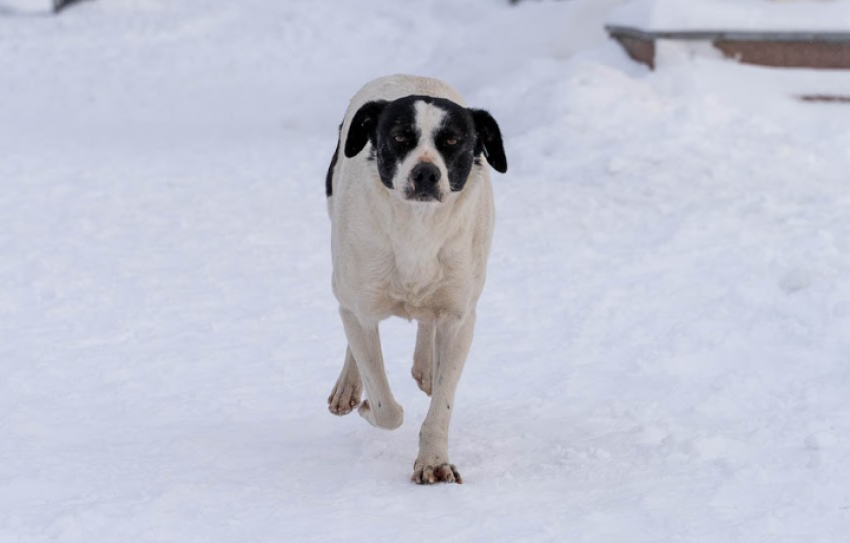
[{"left": 325, "top": 74, "right": 507, "bottom": 484}]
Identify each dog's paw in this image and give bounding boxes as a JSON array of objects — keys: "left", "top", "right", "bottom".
[
  {"left": 357, "top": 399, "right": 403, "bottom": 429},
  {"left": 327, "top": 380, "right": 361, "bottom": 416},
  {"left": 411, "top": 365, "right": 432, "bottom": 396},
  {"left": 412, "top": 463, "right": 462, "bottom": 485}
]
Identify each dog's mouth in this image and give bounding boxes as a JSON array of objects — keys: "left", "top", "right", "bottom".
[
  {"left": 408, "top": 192, "right": 439, "bottom": 202},
  {"left": 404, "top": 179, "right": 443, "bottom": 202},
  {"left": 405, "top": 189, "right": 443, "bottom": 203}
]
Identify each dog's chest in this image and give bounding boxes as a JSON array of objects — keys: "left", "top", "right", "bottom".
[{"left": 386, "top": 239, "right": 448, "bottom": 307}]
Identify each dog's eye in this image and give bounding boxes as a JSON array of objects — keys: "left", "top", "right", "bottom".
[
  {"left": 393, "top": 135, "right": 406, "bottom": 143},
  {"left": 445, "top": 137, "right": 458, "bottom": 146}
]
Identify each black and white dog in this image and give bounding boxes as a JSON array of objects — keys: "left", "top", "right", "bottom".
[{"left": 325, "top": 75, "right": 507, "bottom": 484}]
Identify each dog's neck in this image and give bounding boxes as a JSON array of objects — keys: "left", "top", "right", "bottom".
[
  {"left": 379, "top": 175, "right": 481, "bottom": 301},
  {"left": 383, "top": 173, "right": 479, "bottom": 244}
]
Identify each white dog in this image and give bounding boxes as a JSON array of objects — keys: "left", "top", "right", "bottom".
[{"left": 325, "top": 74, "right": 507, "bottom": 484}]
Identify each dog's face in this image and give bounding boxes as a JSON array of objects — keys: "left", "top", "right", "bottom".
[{"left": 344, "top": 95, "right": 507, "bottom": 204}]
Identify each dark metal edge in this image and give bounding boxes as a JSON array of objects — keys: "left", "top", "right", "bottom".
[{"left": 606, "top": 25, "right": 850, "bottom": 44}]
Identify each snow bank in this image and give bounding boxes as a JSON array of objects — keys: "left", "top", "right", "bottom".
[
  {"left": 0, "top": 0, "right": 54, "bottom": 15},
  {"left": 609, "top": 0, "right": 850, "bottom": 31}
]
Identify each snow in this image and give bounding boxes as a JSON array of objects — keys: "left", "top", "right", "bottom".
[
  {"left": 2, "top": 0, "right": 850, "bottom": 541},
  {"left": 1, "top": 0, "right": 54, "bottom": 15},
  {"left": 608, "top": 0, "right": 850, "bottom": 32}
]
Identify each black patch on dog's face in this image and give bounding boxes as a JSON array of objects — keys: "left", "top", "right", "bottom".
[
  {"left": 372, "top": 96, "right": 479, "bottom": 192},
  {"left": 345, "top": 95, "right": 507, "bottom": 196},
  {"left": 373, "top": 97, "right": 421, "bottom": 189},
  {"left": 429, "top": 99, "right": 477, "bottom": 192}
]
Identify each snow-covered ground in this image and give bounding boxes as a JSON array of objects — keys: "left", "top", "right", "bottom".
[{"left": 2, "top": 0, "right": 850, "bottom": 541}]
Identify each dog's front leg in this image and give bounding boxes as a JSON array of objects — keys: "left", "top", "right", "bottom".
[
  {"left": 412, "top": 312, "right": 475, "bottom": 484},
  {"left": 411, "top": 320, "right": 435, "bottom": 396},
  {"left": 328, "top": 346, "right": 362, "bottom": 416},
  {"left": 339, "top": 308, "right": 403, "bottom": 430}
]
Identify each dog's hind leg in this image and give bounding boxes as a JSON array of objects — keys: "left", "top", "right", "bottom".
[
  {"left": 412, "top": 312, "right": 476, "bottom": 484},
  {"left": 339, "top": 308, "right": 403, "bottom": 430},
  {"left": 328, "top": 346, "right": 362, "bottom": 415},
  {"left": 411, "top": 320, "right": 434, "bottom": 396}
]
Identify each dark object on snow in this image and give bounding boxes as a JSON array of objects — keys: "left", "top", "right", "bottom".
[
  {"left": 53, "top": 0, "right": 90, "bottom": 13},
  {"left": 799, "top": 94, "right": 850, "bottom": 103},
  {"left": 606, "top": 25, "right": 850, "bottom": 71}
]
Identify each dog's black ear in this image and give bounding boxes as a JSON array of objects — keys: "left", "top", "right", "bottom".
[
  {"left": 344, "top": 100, "right": 387, "bottom": 158},
  {"left": 470, "top": 108, "right": 507, "bottom": 174}
]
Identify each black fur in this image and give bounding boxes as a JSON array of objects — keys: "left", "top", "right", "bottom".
[
  {"left": 430, "top": 98, "right": 477, "bottom": 192},
  {"left": 344, "top": 100, "right": 387, "bottom": 159},
  {"left": 325, "top": 123, "right": 341, "bottom": 197},
  {"left": 339, "top": 94, "right": 507, "bottom": 195},
  {"left": 374, "top": 97, "right": 421, "bottom": 190},
  {"left": 470, "top": 108, "right": 507, "bottom": 174}
]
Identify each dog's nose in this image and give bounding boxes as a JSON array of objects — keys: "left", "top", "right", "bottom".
[{"left": 410, "top": 163, "right": 441, "bottom": 188}]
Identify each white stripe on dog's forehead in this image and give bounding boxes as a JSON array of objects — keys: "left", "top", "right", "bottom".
[{"left": 414, "top": 101, "right": 446, "bottom": 140}]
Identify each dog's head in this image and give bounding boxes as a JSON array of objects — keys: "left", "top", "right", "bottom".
[{"left": 343, "top": 95, "right": 507, "bottom": 204}]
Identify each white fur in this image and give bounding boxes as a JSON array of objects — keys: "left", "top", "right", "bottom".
[{"left": 326, "top": 74, "right": 495, "bottom": 485}]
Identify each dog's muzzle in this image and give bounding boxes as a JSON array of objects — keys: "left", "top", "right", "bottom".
[{"left": 407, "top": 163, "right": 442, "bottom": 202}]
